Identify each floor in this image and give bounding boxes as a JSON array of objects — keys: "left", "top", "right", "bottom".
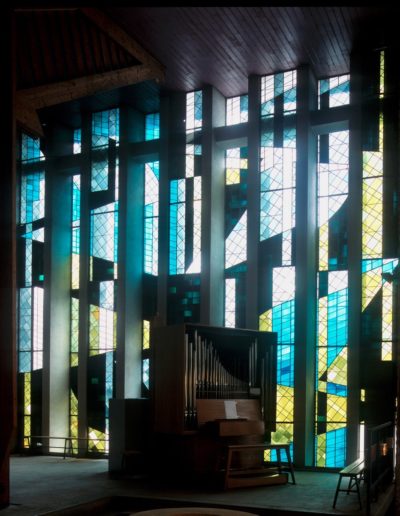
[{"left": 1, "top": 456, "right": 394, "bottom": 516}]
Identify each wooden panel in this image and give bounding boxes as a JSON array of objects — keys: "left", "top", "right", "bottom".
[
  {"left": 152, "top": 324, "right": 186, "bottom": 434},
  {"left": 103, "top": 6, "right": 394, "bottom": 97}
]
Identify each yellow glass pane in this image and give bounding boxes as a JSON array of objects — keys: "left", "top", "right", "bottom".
[
  {"left": 276, "top": 385, "right": 294, "bottom": 421},
  {"left": 316, "top": 433, "right": 326, "bottom": 467},
  {"left": 259, "top": 309, "right": 272, "bottom": 331},
  {"left": 70, "top": 389, "right": 78, "bottom": 415},
  {"left": 362, "top": 268, "right": 382, "bottom": 310},
  {"left": 226, "top": 168, "right": 240, "bottom": 185},
  {"left": 327, "top": 394, "right": 347, "bottom": 422},
  {"left": 379, "top": 50, "right": 385, "bottom": 98},
  {"left": 24, "top": 372, "right": 31, "bottom": 416},
  {"left": 143, "top": 320, "right": 150, "bottom": 350},
  {"left": 318, "top": 297, "right": 327, "bottom": 347},
  {"left": 319, "top": 222, "right": 329, "bottom": 271},
  {"left": 271, "top": 423, "right": 293, "bottom": 444},
  {"left": 88, "top": 427, "right": 107, "bottom": 453}
]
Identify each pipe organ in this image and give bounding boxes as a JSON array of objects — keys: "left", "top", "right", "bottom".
[{"left": 151, "top": 324, "right": 278, "bottom": 485}]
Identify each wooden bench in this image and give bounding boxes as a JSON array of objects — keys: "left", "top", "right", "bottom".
[
  {"left": 26, "top": 435, "right": 107, "bottom": 458},
  {"left": 332, "top": 457, "right": 365, "bottom": 509},
  {"left": 224, "top": 442, "right": 296, "bottom": 489}
]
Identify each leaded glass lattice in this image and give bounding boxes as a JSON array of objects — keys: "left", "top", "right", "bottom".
[
  {"left": 18, "top": 134, "right": 46, "bottom": 449},
  {"left": 261, "top": 70, "right": 297, "bottom": 118},
  {"left": 145, "top": 113, "right": 160, "bottom": 141},
  {"left": 315, "top": 128, "right": 349, "bottom": 468},
  {"left": 226, "top": 95, "right": 248, "bottom": 125},
  {"left": 318, "top": 75, "right": 350, "bottom": 109},
  {"left": 144, "top": 162, "right": 159, "bottom": 275}
]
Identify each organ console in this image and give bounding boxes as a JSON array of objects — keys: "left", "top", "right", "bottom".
[{"left": 150, "top": 323, "right": 286, "bottom": 488}]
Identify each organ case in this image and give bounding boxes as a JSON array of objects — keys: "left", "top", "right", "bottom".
[
  {"left": 152, "top": 323, "right": 277, "bottom": 435},
  {"left": 150, "top": 323, "right": 278, "bottom": 484}
]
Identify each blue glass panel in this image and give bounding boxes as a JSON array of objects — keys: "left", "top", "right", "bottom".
[
  {"left": 326, "top": 428, "right": 346, "bottom": 467},
  {"left": 145, "top": 113, "right": 160, "bottom": 141}
]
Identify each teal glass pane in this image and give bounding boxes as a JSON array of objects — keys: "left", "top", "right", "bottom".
[
  {"left": 21, "top": 134, "right": 44, "bottom": 162},
  {"left": 145, "top": 113, "right": 160, "bottom": 141},
  {"left": 73, "top": 129, "right": 81, "bottom": 154},
  {"left": 92, "top": 109, "right": 119, "bottom": 148},
  {"left": 169, "top": 179, "right": 186, "bottom": 275}
]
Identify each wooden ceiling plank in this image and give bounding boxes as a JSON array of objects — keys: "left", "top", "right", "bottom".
[
  {"left": 35, "top": 10, "right": 56, "bottom": 84},
  {"left": 80, "top": 7, "right": 165, "bottom": 78},
  {"left": 58, "top": 11, "right": 77, "bottom": 80},
  {"left": 17, "top": 64, "right": 164, "bottom": 110},
  {"left": 23, "top": 14, "right": 44, "bottom": 87},
  {"left": 99, "top": 30, "right": 113, "bottom": 70},
  {"left": 108, "top": 38, "right": 121, "bottom": 72},
  {"left": 67, "top": 11, "right": 86, "bottom": 79},
  {"left": 87, "top": 20, "right": 105, "bottom": 74},
  {"left": 45, "top": 11, "right": 66, "bottom": 83},
  {"left": 16, "top": 16, "right": 35, "bottom": 89},
  {"left": 77, "top": 12, "right": 98, "bottom": 76}
]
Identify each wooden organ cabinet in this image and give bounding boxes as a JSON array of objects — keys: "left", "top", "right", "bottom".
[{"left": 150, "top": 323, "right": 285, "bottom": 488}]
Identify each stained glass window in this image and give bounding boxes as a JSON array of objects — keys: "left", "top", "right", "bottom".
[
  {"left": 259, "top": 73, "right": 297, "bottom": 459},
  {"left": 169, "top": 95, "right": 202, "bottom": 277},
  {"left": 186, "top": 90, "right": 202, "bottom": 132},
  {"left": 18, "top": 134, "right": 46, "bottom": 448},
  {"left": 226, "top": 95, "right": 248, "bottom": 125},
  {"left": 361, "top": 50, "right": 394, "bottom": 361},
  {"left": 261, "top": 70, "right": 297, "bottom": 118},
  {"left": 21, "top": 133, "right": 44, "bottom": 162},
  {"left": 315, "top": 130, "right": 349, "bottom": 467},
  {"left": 142, "top": 320, "right": 150, "bottom": 389},
  {"left": 73, "top": 129, "right": 82, "bottom": 154},
  {"left": 224, "top": 147, "right": 248, "bottom": 328},
  {"left": 145, "top": 113, "right": 160, "bottom": 141},
  {"left": 260, "top": 127, "right": 296, "bottom": 266},
  {"left": 318, "top": 75, "right": 350, "bottom": 109},
  {"left": 144, "top": 162, "right": 159, "bottom": 275},
  {"left": 260, "top": 267, "right": 295, "bottom": 460},
  {"left": 86, "top": 109, "right": 120, "bottom": 453},
  {"left": 169, "top": 179, "right": 186, "bottom": 275}
]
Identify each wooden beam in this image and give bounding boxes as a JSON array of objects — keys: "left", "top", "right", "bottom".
[
  {"left": 80, "top": 7, "right": 165, "bottom": 79},
  {"left": 15, "top": 99, "right": 44, "bottom": 137},
  {"left": 16, "top": 63, "right": 163, "bottom": 112}
]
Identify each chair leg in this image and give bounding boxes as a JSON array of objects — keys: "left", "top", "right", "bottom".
[
  {"left": 333, "top": 475, "right": 342, "bottom": 508},
  {"left": 347, "top": 476, "right": 354, "bottom": 494},
  {"left": 284, "top": 445, "right": 296, "bottom": 484},
  {"left": 355, "top": 476, "right": 362, "bottom": 509}
]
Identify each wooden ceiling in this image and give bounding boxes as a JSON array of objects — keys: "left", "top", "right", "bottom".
[
  {"left": 13, "top": 7, "right": 165, "bottom": 135},
  {"left": 13, "top": 5, "right": 398, "bottom": 134},
  {"left": 103, "top": 6, "right": 398, "bottom": 97}
]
